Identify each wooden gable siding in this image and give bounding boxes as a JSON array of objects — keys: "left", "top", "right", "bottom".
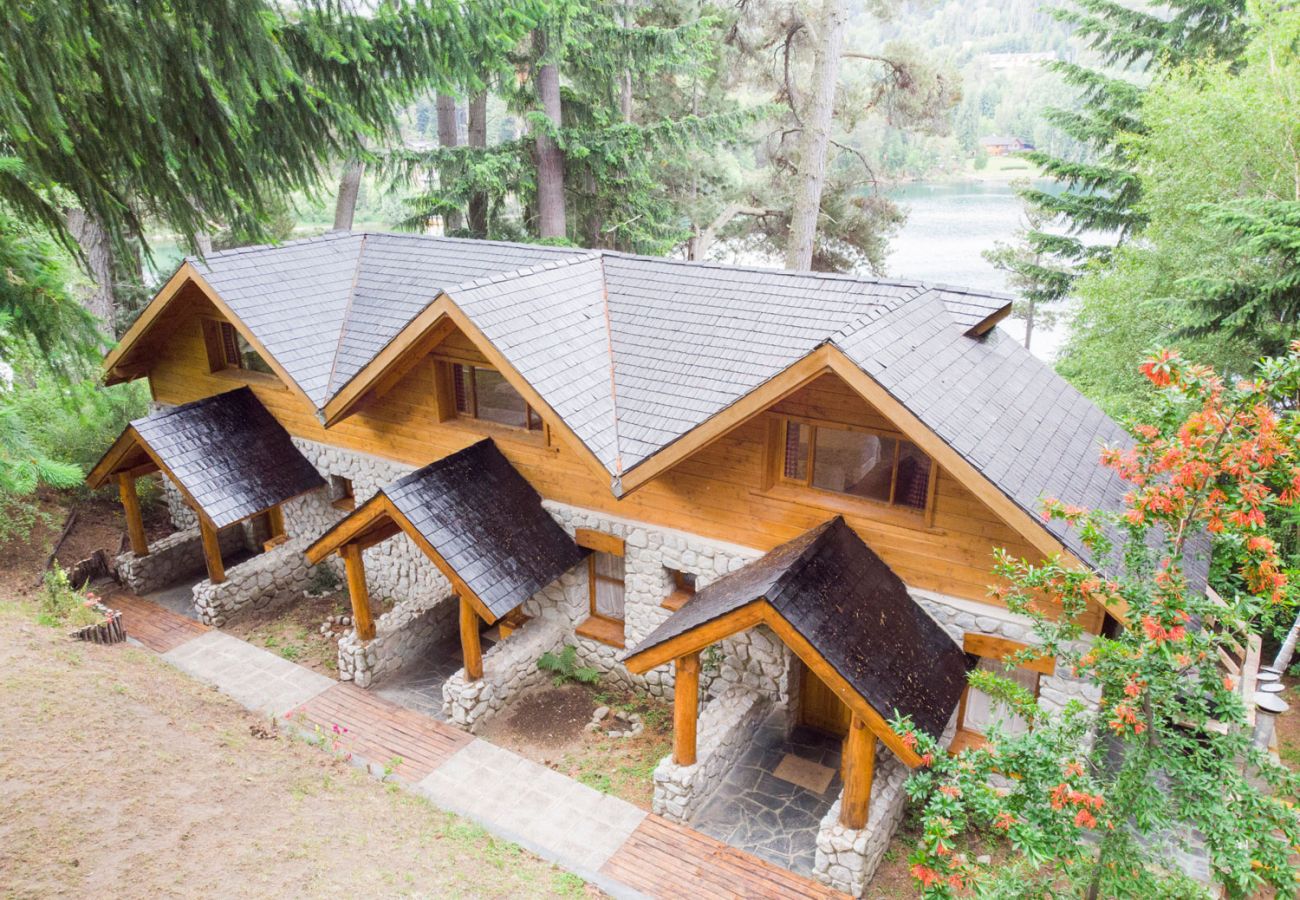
[{"left": 144, "top": 297, "right": 1072, "bottom": 617}]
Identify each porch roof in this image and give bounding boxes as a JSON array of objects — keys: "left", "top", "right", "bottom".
[
  {"left": 305, "top": 439, "right": 588, "bottom": 623},
  {"left": 86, "top": 387, "right": 325, "bottom": 528},
  {"left": 624, "top": 517, "right": 972, "bottom": 750}
]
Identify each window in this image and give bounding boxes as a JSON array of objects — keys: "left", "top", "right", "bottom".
[
  {"left": 451, "top": 363, "right": 542, "bottom": 431},
  {"left": 328, "top": 475, "right": 355, "bottom": 512},
  {"left": 780, "top": 419, "right": 932, "bottom": 511},
  {"left": 575, "top": 529, "right": 626, "bottom": 648},
  {"left": 951, "top": 634, "right": 1054, "bottom": 754},
  {"left": 203, "top": 319, "right": 274, "bottom": 376},
  {"left": 662, "top": 569, "right": 697, "bottom": 612}
]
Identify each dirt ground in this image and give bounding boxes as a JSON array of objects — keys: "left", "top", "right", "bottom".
[
  {"left": 0, "top": 490, "right": 169, "bottom": 601},
  {"left": 0, "top": 598, "right": 594, "bottom": 899},
  {"left": 222, "top": 589, "right": 354, "bottom": 675},
  {"left": 478, "top": 681, "right": 673, "bottom": 810}
]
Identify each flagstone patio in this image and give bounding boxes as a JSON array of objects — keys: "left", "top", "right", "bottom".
[{"left": 689, "top": 709, "right": 843, "bottom": 875}]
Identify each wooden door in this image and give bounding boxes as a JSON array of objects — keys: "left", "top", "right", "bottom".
[{"left": 799, "top": 662, "right": 852, "bottom": 737}]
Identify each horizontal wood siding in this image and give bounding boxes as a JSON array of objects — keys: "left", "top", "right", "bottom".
[{"left": 146, "top": 298, "right": 1063, "bottom": 614}]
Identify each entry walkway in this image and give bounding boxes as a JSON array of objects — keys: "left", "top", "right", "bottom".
[{"left": 106, "top": 590, "right": 848, "bottom": 900}]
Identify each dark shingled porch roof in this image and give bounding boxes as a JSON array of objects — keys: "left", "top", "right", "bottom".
[
  {"left": 627, "top": 517, "right": 972, "bottom": 740},
  {"left": 378, "top": 439, "right": 588, "bottom": 620},
  {"left": 108, "top": 387, "right": 324, "bottom": 528}
]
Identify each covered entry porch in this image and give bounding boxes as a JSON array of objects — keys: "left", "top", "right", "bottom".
[
  {"left": 87, "top": 387, "right": 326, "bottom": 621},
  {"left": 623, "top": 517, "right": 972, "bottom": 891},
  {"left": 305, "top": 439, "right": 589, "bottom": 717}
]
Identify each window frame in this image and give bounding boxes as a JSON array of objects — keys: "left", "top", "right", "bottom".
[
  {"left": 445, "top": 360, "right": 544, "bottom": 433},
  {"left": 774, "top": 415, "right": 935, "bottom": 516},
  {"left": 200, "top": 317, "right": 280, "bottom": 386},
  {"left": 328, "top": 474, "right": 355, "bottom": 512},
  {"left": 952, "top": 634, "right": 1055, "bottom": 752}
]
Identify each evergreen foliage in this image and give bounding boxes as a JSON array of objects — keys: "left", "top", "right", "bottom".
[
  {"left": 0, "top": 212, "right": 99, "bottom": 364},
  {"left": 399, "top": 0, "right": 752, "bottom": 254}
]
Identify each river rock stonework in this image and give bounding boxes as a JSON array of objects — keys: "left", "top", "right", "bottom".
[
  {"left": 191, "top": 537, "right": 315, "bottom": 626},
  {"left": 338, "top": 592, "right": 457, "bottom": 687},
  {"left": 652, "top": 685, "right": 769, "bottom": 822},
  {"left": 116, "top": 525, "right": 244, "bottom": 594},
  {"left": 811, "top": 744, "right": 909, "bottom": 898},
  {"left": 441, "top": 614, "right": 567, "bottom": 731}
]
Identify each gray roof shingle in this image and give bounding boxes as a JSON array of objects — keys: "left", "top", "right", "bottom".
[{"left": 181, "top": 232, "right": 1169, "bottom": 579}]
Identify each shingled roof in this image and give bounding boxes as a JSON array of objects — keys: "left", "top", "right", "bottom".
[
  {"left": 627, "top": 517, "right": 973, "bottom": 740},
  {"left": 88, "top": 387, "right": 325, "bottom": 528},
  {"left": 308, "top": 439, "right": 588, "bottom": 622},
  {"left": 132, "top": 231, "right": 1171, "bottom": 579}
]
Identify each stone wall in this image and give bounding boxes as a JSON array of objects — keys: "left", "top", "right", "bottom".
[
  {"left": 812, "top": 743, "right": 910, "bottom": 897},
  {"left": 191, "top": 537, "right": 315, "bottom": 626},
  {"left": 441, "top": 614, "right": 567, "bottom": 731},
  {"left": 116, "top": 525, "right": 244, "bottom": 595},
  {"left": 339, "top": 592, "right": 458, "bottom": 687},
  {"left": 540, "top": 501, "right": 791, "bottom": 703},
  {"left": 651, "top": 685, "right": 769, "bottom": 823}
]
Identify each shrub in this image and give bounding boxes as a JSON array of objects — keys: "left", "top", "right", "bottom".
[
  {"left": 538, "top": 645, "right": 600, "bottom": 686},
  {"left": 38, "top": 563, "right": 103, "bottom": 629}
]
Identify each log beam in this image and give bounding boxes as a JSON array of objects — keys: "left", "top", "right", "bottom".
[
  {"left": 673, "top": 651, "right": 701, "bottom": 765},
  {"left": 342, "top": 543, "right": 375, "bottom": 641},
  {"left": 840, "top": 712, "right": 875, "bottom": 828},
  {"left": 118, "top": 472, "right": 149, "bottom": 557},
  {"left": 460, "top": 595, "right": 483, "bottom": 680},
  {"left": 198, "top": 517, "right": 225, "bottom": 584}
]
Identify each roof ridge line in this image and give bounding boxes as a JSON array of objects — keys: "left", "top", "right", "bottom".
[
  {"left": 323, "top": 234, "right": 370, "bottom": 403},
  {"left": 444, "top": 249, "right": 599, "bottom": 295},
  {"left": 768, "top": 518, "right": 841, "bottom": 601},
  {"left": 828, "top": 284, "right": 928, "bottom": 344},
  {"left": 597, "top": 254, "right": 625, "bottom": 479}
]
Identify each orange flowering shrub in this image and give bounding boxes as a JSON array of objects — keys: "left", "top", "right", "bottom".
[{"left": 894, "top": 346, "right": 1300, "bottom": 898}]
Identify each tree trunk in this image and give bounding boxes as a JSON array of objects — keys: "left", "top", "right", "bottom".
[
  {"left": 467, "top": 91, "right": 489, "bottom": 237},
  {"left": 436, "top": 93, "right": 463, "bottom": 234},
  {"left": 534, "top": 31, "right": 567, "bottom": 240},
  {"left": 1024, "top": 299, "right": 1035, "bottom": 351},
  {"left": 784, "top": 0, "right": 848, "bottom": 271},
  {"left": 1272, "top": 611, "right": 1300, "bottom": 674},
  {"left": 193, "top": 231, "right": 213, "bottom": 258},
  {"left": 620, "top": 0, "right": 634, "bottom": 122},
  {"left": 333, "top": 160, "right": 364, "bottom": 231},
  {"left": 64, "top": 207, "right": 117, "bottom": 331}
]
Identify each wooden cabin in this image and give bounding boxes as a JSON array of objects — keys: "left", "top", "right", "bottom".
[{"left": 88, "top": 232, "right": 1208, "bottom": 895}]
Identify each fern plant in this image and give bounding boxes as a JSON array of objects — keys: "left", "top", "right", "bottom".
[{"left": 537, "top": 645, "right": 600, "bottom": 686}]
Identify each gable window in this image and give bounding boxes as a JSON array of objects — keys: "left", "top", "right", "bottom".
[
  {"left": 451, "top": 363, "right": 542, "bottom": 431},
  {"left": 202, "top": 319, "right": 274, "bottom": 376},
  {"left": 780, "top": 419, "right": 932, "bottom": 511}
]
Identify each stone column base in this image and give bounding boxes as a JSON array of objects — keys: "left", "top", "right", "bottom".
[{"left": 812, "top": 742, "right": 909, "bottom": 897}]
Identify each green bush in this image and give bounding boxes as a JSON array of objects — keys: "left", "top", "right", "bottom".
[
  {"left": 537, "top": 645, "right": 600, "bottom": 686},
  {"left": 38, "top": 563, "right": 103, "bottom": 628}
]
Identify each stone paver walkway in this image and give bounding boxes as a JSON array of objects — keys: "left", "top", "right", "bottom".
[
  {"left": 163, "top": 631, "right": 335, "bottom": 717},
  {"left": 690, "top": 711, "right": 842, "bottom": 875},
  {"left": 417, "top": 737, "right": 648, "bottom": 875},
  {"left": 111, "top": 590, "right": 847, "bottom": 900}
]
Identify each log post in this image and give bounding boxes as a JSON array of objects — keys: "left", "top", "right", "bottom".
[
  {"left": 840, "top": 712, "right": 875, "bottom": 828},
  {"left": 673, "top": 651, "right": 701, "bottom": 765},
  {"left": 266, "top": 505, "right": 285, "bottom": 540},
  {"left": 459, "top": 595, "right": 483, "bottom": 681},
  {"left": 198, "top": 516, "right": 226, "bottom": 584},
  {"left": 118, "top": 472, "right": 149, "bottom": 557},
  {"left": 342, "top": 543, "right": 375, "bottom": 641}
]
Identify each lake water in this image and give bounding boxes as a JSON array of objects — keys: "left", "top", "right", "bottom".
[{"left": 885, "top": 179, "right": 1060, "bottom": 358}]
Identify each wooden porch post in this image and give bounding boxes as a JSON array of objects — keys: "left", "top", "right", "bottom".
[
  {"left": 118, "top": 472, "right": 149, "bottom": 557},
  {"left": 673, "top": 651, "right": 701, "bottom": 765},
  {"left": 459, "top": 595, "right": 483, "bottom": 681},
  {"left": 198, "top": 516, "right": 226, "bottom": 584},
  {"left": 342, "top": 543, "right": 375, "bottom": 641},
  {"left": 840, "top": 712, "right": 875, "bottom": 828}
]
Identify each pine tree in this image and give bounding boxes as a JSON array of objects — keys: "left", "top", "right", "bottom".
[
  {"left": 1016, "top": 0, "right": 1247, "bottom": 297},
  {"left": 0, "top": 0, "right": 535, "bottom": 334}
]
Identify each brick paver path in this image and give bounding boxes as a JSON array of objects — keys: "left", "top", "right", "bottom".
[
  {"left": 108, "top": 589, "right": 209, "bottom": 653},
  {"left": 102, "top": 590, "right": 848, "bottom": 899},
  {"left": 603, "top": 814, "right": 848, "bottom": 899},
  {"left": 292, "top": 683, "right": 472, "bottom": 782}
]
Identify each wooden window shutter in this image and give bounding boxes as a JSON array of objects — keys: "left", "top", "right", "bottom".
[{"left": 219, "top": 322, "right": 241, "bottom": 369}]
